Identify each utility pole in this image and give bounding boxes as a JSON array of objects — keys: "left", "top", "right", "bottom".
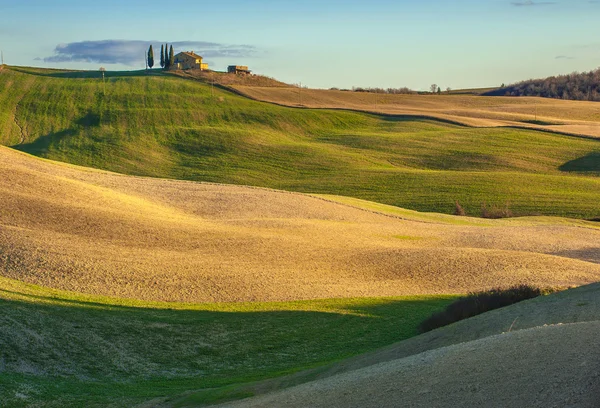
[
  {"left": 1, "top": 50, "right": 4, "bottom": 65},
  {"left": 299, "top": 81, "right": 302, "bottom": 106}
]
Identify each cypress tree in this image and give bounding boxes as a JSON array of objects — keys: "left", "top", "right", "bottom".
[
  {"left": 147, "top": 45, "right": 154, "bottom": 69},
  {"left": 169, "top": 45, "right": 174, "bottom": 69},
  {"left": 164, "top": 43, "right": 169, "bottom": 69},
  {"left": 160, "top": 44, "right": 165, "bottom": 68}
]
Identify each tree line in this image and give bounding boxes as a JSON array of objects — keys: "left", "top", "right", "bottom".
[
  {"left": 484, "top": 68, "right": 600, "bottom": 101},
  {"left": 147, "top": 44, "right": 174, "bottom": 70},
  {"left": 329, "top": 86, "right": 417, "bottom": 94}
]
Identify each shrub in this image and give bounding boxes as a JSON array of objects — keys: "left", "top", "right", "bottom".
[
  {"left": 454, "top": 201, "right": 466, "bottom": 216},
  {"left": 418, "top": 284, "right": 557, "bottom": 333},
  {"left": 481, "top": 202, "right": 513, "bottom": 219}
]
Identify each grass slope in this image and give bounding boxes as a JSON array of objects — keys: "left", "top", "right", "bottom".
[
  {"left": 1, "top": 66, "right": 599, "bottom": 218},
  {"left": 0, "top": 276, "right": 454, "bottom": 407}
]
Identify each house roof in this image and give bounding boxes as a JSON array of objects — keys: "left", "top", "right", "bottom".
[{"left": 176, "top": 51, "right": 203, "bottom": 60}]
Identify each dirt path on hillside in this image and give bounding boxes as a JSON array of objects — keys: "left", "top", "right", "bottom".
[
  {"left": 5, "top": 72, "right": 30, "bottom": 145},
  {"left": 13, "top": 106, "right": 26, "bottom": 144},
  {"left": 0, "top": 65, "right": 25, "bottom": 144}
]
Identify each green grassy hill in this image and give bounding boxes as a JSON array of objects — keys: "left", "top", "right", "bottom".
[
  {"left": 1, "top": 66, "right": 599, "bottom": 218},
  {"left": 0, "top": 276, "right": 453, "bottom": 407}
]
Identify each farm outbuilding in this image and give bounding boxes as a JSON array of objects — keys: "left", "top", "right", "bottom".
[
  {"left": 228, "top": 65, "right": 251, "bottom": 75},
  {"left": 173, "top": 52, "right": 209, "bottom": 71}
]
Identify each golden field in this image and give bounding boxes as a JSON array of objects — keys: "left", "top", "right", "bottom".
[{"left": 2, "top": 145, "right": 599, "bottom": 303}]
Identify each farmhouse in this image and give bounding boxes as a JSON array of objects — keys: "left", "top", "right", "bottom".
[
  {"left": 173, "top": 52, "right": 209, "bottom": 70},
  {"left": 228, "top": 65, "right": 251, "bottom": 75}
]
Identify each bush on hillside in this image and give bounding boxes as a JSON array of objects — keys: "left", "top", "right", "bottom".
[
  {"left": 419, "top": 285, "right": 557, "bottom": 333},
  {"left": 481, "top": 202, "right": 513, "bottom": 219},
  {"left": 454, "top": 201, "right": 466, "bottom": 216}
]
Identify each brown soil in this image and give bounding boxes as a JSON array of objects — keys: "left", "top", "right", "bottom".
[
  {"left": 169, "top": 70, "right": 289, "bottom": 88},
  {"left": 232, "top": 86, "right": 600, "bottom": 139}
]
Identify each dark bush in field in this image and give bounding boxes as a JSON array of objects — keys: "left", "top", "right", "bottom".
[
  {"left": 419, "top": 285, "right": 556, "bottom": 333},
  {"left": 481, "top": 202, "right": 513, "bottom": 219},
  {"left": 454, "top": 201, "right": 466, "bottom": 216}
]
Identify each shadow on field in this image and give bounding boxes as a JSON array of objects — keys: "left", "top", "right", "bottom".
[
  {"left": 559, "top": 153, "right": 600, "bottom": 173},
  {"left": 12, "top": 112, "right": 101, "bottom": 153},
  {"left": 378, "top": 114, "right": 466, "bottom": 127},
  {"left": 0, "top": 290, "right": 452, "bottom": 407},
  {"left": 553, "top": 248, "right": 600, "bottom": 264},
  {"left": 520, "top": 119, "right": 559, "bottom": 126},
  {"left": 13, "top": 128, "right": 76, "bottom": 154},
  {"left": 75, "top": 112, "right": 101, "bottom": 127}
]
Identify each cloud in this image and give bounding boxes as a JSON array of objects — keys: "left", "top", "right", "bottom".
[
  {"left": 43, "top": 40, "right": 260, "bottom": 65},
  {"left": 555, "top": 55, "right": 575, "bottom": 60},
  {"left": 511, "top": 1, "right": 556, "bottom": 5}
]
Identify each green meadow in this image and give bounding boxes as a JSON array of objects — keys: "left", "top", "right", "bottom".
[
  {"left": 0, "top": 277, "right": 454, "bottom": 407},
  {"left": 1, "top": 66, "right": 599, "bottom": 218}
]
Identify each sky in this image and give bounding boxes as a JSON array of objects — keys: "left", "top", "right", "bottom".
[{"left": 1, "top": 0, "right": 599, "bottom": 90}]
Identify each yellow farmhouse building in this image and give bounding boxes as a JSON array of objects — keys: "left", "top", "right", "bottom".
[{"left": 173, "top": 51, "right": 209, "bottom": 70}]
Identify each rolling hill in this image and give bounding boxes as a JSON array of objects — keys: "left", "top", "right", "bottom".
[
  {"left": 1, "top": 65, "right": 600, "bottom": 407},
  {"left": 1, "top": 145, "right": 600, "bottom": 407},
  {"left": 1, "top": 66, "right": 600, "bottom": 218},
  {"left": 2, "top": 145, "right": 600, "bottom": 303}
]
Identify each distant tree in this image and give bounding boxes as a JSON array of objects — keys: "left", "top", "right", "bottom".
[
  {"left": 437, "top": 86, "right": 441, "bottom": 94},
  {"left": 430, "top": 84, "right": 438, "bottom": 94},
  {"left": 501, "top": 83, "right": 505, "bottom": 88},
  {"left": 169, "top": 45, "right": 174, "bottom": 69},
  {"left": 446, "top": 87, "right": 451, "bottom": 93},
  {"left": 160, "top": 44, "right": 165, "bottom": 69},
  {"left": 147, "top": 45, "right": 154, "bottom": 69}
]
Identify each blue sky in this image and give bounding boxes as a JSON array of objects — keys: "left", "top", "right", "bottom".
[{"left": 1, "top": 0, "right": 599, "bottom": 90}]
